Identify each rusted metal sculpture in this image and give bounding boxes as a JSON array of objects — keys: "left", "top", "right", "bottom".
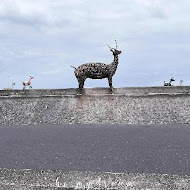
[
  {"left": 23, "top": 76, "right": 34, "bottom": 90},
  {"left": 71, "top": 40, "right": 122, "bottom": 93},
  {"left": 164, "top": 77, "right": 175, "bottom": 86}
]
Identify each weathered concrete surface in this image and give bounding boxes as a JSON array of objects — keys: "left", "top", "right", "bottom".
[
  {"left": 1, "top": 86, "right": 190, "bottom": 97},
  {"left": 0, "top": 168, "right": 190, "bottom": 190},
  {"left": 0, "top": 87, "right": 190, "bottom": 125}
]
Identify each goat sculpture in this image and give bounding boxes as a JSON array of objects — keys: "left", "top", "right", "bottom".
[
  {"left": 71, "top": 40, "right": 122, "bottom": 93},
  {"left": 23, "top": 76, "right": 34, "bottom": 90},
  {"left": 164, "top": 77, "right": 175, "bottom": 86}
]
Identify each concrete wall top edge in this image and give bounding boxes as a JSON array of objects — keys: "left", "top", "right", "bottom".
[{"left": 0, "top": 86, "right": 190, "bottom": 97}]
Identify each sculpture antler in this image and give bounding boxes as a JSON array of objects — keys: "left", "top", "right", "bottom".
[
  {"left": 108, "top": 39, "right": 118, "bottom": 51},
  {"left": 107, "top": 44, "right": 113, "bottom": 50},
  {"left": 107, "top": 44, "right": 114, "bottom": 52},
  {"left": 115, "top": 39, "right": 118, "bottom": 50}
]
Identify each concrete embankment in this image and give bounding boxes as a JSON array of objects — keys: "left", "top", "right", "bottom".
[
  {"left": 0, "top": 86, "right": 190, "bottom": 125},
  {"left": 0, "top": 168, "right": 190, "bottom": 190}
]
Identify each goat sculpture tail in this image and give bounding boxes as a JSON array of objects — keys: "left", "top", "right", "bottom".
[{"left": 71, "top": 65, "right": 77, "bottom": 70}]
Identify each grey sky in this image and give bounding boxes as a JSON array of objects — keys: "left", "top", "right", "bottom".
[{"left": 0, "top": 0, "right": 190, "bottom": 89}]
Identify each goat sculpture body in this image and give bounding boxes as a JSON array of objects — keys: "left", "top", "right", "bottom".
[
  {"left": 71, "top": 40, "right": 122, "bottom": 93},
  {"left": 23, "top": 76, "right": 34, "bottom": 90}
]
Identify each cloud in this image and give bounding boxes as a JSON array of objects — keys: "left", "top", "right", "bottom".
[{"left": 0, "top": 0, "right": 190, "bottom": 89}]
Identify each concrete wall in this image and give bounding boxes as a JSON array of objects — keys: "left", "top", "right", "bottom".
[
  {"left": 1, "top": 168, "right": 190, "bottom": 189},
  {"left": 0, "top": 87, "right": 190, "bottom": 125}
]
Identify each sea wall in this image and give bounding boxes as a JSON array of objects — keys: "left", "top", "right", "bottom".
[{"left": 0, "top": 87, "right": 190, "bottom": 125}]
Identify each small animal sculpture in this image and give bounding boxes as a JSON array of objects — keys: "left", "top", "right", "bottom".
[
  {"left": 179, "top": 80, "right": 184, "bottom": 86},
  {"left": 3, "top": 77, "right": 16, "bottom": 90},
  {"left": 164, "top": 77, "right": 175, "bottom": 86},
  {"left": 23, "top": 76, "right": 34, "bottom": 90},
  {"left": 71, "top": 40, "right": 122, "bottom": 93}
]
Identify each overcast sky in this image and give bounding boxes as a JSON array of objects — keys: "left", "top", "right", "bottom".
[{"left": 0, "top": 0, "right": 190, "bottom": 89}]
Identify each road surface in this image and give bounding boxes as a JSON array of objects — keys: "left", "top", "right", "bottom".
[{"left": 0, "top": 124, "right": 190, "bottom": 175}]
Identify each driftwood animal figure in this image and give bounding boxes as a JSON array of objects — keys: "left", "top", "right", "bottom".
[
  {"left": 164, "top": 77, "right": 175, "bottom": 86},
  {"left": 71, "top": 40, "right": 122, "bottom": 93},
  {"left": 23, "top": 76, "right": 34, "bottom": 90},
  {"left": 3, "top": 83, "right": 15, "bottom": 90},
  {"left": 3, "top": 77, "right": 16, "bottom": 90},
  {"left": 179, "top": 80, "right": 184, "bottom": 86}
]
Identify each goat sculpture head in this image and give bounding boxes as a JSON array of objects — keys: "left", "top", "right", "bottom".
[{"left": 108, "top": 39, "right": 122, "bottom": 56}]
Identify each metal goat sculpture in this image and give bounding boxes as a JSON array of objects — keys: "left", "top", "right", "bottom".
[
  {"left": 164, "top": 77, "right": 175, "bottom": 86},
  {"left": 71, "top": 40, "right": 122, "bottom": 93},
  {"left": 23, "top": 76, "right": 34, "bottom": 90}
]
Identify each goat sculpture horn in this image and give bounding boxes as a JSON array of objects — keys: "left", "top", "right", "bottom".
[
  {"left": 107, "top": 45, "right": 114, "bottom": 53},
  {"left": 115, "top": 39, "right": 118, "bottom": 49},
  {"left": 107, "top": 44, "right": 112, "bottom": 50}
]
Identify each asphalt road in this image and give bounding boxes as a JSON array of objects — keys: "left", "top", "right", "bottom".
[{"left": 0, "top": 124, "right": 190, "bottom": 176}]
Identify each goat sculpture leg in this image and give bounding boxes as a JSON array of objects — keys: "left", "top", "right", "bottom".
[
  {"left": 108, "top": 77, "right": 113, "bottom": 92},
  {"left": 108, "top": 77, "right": 112, "bottom": 88},
  {"left": 78, "top": 78, "right": 85, "bottom": 94}
]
